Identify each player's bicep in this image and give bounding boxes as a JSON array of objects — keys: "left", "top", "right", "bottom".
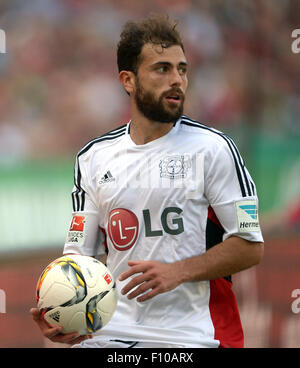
[
  {"left": 205, "top": 142, "right": 263, "bottom": 243},
  {"left": 64, "top": 188, "right": 105, "bottom": 257},
  {"left": 205, "top": 142, "right": 255, "bottom": 205},
  {"left": 64, "top": 155, "right": 104, "bottom": 257},
  {"left": 63, "top": 211, "right": 101, "bottom": 256}
]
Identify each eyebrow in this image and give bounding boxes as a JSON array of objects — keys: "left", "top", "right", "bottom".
[{"left": 151, "top": 61, "right": 188, "bottom": 68}]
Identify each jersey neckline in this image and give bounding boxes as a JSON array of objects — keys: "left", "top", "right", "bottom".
[{"left": 125, "top": 117, "right": 181, "bottom": 149}]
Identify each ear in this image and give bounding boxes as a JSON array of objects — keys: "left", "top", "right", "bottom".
[{"left": 119, "top": 70, "right": 136, "bottom": 95}]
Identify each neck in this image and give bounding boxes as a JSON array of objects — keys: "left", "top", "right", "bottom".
[{"left": 130, "top": 106, "right": 175, "bottom": 145}]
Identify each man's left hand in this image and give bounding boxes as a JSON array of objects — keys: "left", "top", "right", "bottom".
[{"left": 118, "top": 260, "right": 181, "bottom": 302}]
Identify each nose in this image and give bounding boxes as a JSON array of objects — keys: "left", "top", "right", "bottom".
[{"left": 169, "top": 68, "right": 183, "bottom": 87}]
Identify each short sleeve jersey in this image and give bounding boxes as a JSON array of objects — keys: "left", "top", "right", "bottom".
[{"left": 63, "top": 115, "right": 263, "bottom": 348}]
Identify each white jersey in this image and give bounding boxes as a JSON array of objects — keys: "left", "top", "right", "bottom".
[{"left": 63, "top": 115, "right": 263, "bottom": 348}]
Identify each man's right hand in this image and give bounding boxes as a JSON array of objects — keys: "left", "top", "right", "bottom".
[{"left": 30, "top": 308, "right": 92, "bottom": 345}]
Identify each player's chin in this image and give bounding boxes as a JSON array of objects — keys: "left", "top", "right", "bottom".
[{"left": 165, "top": 105, "right": 183, "bottom": 120}]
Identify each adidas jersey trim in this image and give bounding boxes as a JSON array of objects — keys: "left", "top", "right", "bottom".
[{"left": 72, "top": 125, "right": 127, "bottom": 212}]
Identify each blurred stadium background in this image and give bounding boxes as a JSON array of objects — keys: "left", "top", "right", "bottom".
[{"left": 0, "top": 0, "right": 299, "bottom": 348}]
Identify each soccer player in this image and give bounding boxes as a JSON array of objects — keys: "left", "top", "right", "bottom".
[{"left": 30, "top": 14, "right": 264, "bottom": 348}]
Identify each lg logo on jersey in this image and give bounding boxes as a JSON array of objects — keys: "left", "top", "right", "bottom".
[
  {"left": 108, "top": 209, "right": 139, "bottom": 251},
  {"left": 108, "top": 207, "right": 184, "bottom": 251}
]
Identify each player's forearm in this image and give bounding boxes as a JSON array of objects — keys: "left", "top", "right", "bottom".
[{"left": 176, "top": 236, "right": 264, "bottom": 283}]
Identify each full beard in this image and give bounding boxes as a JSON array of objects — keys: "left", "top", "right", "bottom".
[{"left": 134, "top": 79, "right": 184, "bottom": 124}]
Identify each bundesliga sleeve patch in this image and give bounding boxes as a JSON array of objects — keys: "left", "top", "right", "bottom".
[
  {"left": 66, "top": 215, "right": 86, "bottom": 245},
  {"left": 235, "top": 200, "right": 260, "bottom": 232}
]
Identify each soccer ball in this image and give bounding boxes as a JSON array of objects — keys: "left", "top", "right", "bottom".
[{"left": 36, "top": 254, "right": 117, "bottom": 336}]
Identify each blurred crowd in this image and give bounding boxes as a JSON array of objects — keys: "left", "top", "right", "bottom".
[{"left": 0, "top": 0, "right": 299, "bottom": 161}]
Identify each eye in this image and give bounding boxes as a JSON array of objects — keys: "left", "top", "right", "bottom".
[
  {"left": 178, "top": 67, "right": 187, "bottom": 75},
  {"left": 156, "top": 65, "right": 168, "bottom": 73}
]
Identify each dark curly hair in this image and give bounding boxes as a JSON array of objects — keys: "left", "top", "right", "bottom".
[{"left": 117, "top": 14, "right": 184, "bottom": 75}]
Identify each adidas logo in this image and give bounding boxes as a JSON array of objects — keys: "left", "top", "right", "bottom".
[
  {"left": 239, "top": 204, "right": 257, "bottom": 220},
  {"left": 49, "top": 310, "right": 60, "bottom": 322},
  {"left": 99, "top": 171, "right": 115, "bottom": 185}
]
